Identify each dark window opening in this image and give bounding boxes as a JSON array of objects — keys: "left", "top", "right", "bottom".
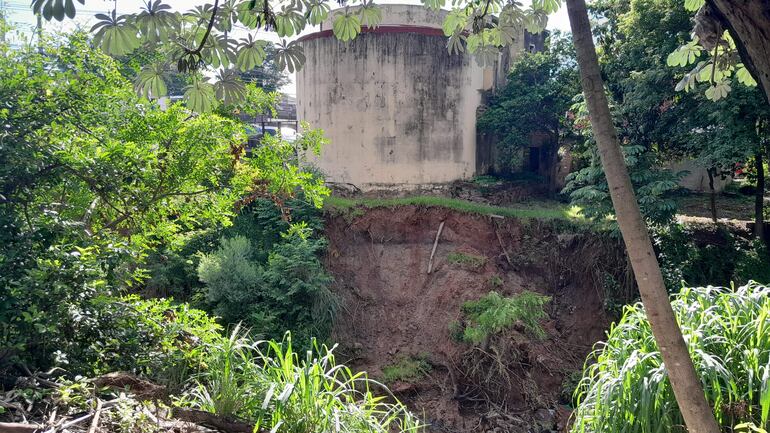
[{"left": 528, "top": 146, "right": 541, "bottom": 172}]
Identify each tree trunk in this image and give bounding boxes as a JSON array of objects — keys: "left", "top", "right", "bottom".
[
  {"left": 565, "top": 1, "right": 721, "bottom": 432},
  {"left": 707, "top": 167, "right": 717, "bottom": 223},
  {"left": 708, "top": 0, "right": 770, "bottom": 104},
  {"left": 756, "top": 148, "right": 765, "bottom": 242}
]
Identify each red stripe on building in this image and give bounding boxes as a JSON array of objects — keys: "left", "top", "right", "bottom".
[{"left": 296, "top": 25, "right": 446, "bottom": 43}]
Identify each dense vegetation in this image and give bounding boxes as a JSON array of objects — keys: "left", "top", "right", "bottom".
[
  {"left": 3, "top": 0, "right": 770, "bottom": 430},
  {"left": 573, "top": 283, "right": 770, "bottom": 432}
]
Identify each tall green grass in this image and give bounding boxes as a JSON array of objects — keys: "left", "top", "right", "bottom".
[
  {"left": 183, "top": 330, "right": 422, "bottom": 433},
  {"left": 572, "top": 283, "right": 770, "bottom": 432}
]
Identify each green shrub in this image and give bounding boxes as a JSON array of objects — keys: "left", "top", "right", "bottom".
[
  {"left": 197, "top": 236, "right": 263, "bottom": 324},
  {"left": 197, "top": 226, "right": 336, "bottom": 346},
  {"left": 573, "top": 283, "right": 770, "bottom": 432},
  {"left": 458, "top": 291, "right": 551, "bottom": 344},
  {"left": 446, "top": 251, "right": 487, "bottom": 269},
  {"left": 653, "top": 224, "right": 770, "bottom": 290},
  {"left": 734, "top": 240, "right": 770, "bottom": 285},
  {"left": 382, "top": 355, "right": 432, "bottom": 383}
]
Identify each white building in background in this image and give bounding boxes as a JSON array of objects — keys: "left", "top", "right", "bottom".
[{"left": 296, "top": 4, "right": 529, "bottom": 191}]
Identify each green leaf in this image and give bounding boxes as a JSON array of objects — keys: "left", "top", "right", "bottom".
[
  {"left": 274, "top": 7, "right": 305, "bottom": 37},
  {"left": 442, "top": 9, "right": 467, "bottom": 36},
  {"left": 274, "top": 39, "right": 305, "bottom": 73},
  {"left": 215, "top": 0, "right": 238, "bottom": 32},
  {"left": 667, "top": 41, "right": 702, "bottom": 67},
  {"left": 184, "top": 78, "right": 217, "bottom": 113},
  {"left": 90, "top": 11, "right": 141, "bottom": 56},
  {"left": 684, "top": 0, "right": 705, "bottom": 12},
  {"left": 236, "top": 35, "right": 268, "bottom": 71},
  {"left": 736, "top": 64, "right": 758, "bottom": 87},
  {"left": 332, "top": 12, "right": 361, "bottom": 42},
  {"left": 307, "top": 2, "right": 330, "bottom": 25},
  {"left": 532, "top": 0, "right": 561, "bottom": 14},
  {"left": 524, "top": 7, "right": 548, "bottom": 33},
  {"left": 704, "top": 81, "right": 731, "bottom": 101},
  {"left": 32, "top": 0, "right": 84, "bottom": 21},
  {"left": 135, "top": 0, "right": 178, "bottom": 43},
  {"left": 421, "top": 0, "right": 445, "bottom": 11},
  {"left": 214, "top": 69, "right": 247, "bottom": 106},
  {"left": 359, "top": 3, "right": 382, "bottom": 29},
  {"left": 135, "top": 63, "right": 168, "bottom": 99},
  {"left": 202, "top": 34, "right": 236, "bottom": 69},
  {"left": 446, "top": 32, "right": 466, "bottom": 55}
]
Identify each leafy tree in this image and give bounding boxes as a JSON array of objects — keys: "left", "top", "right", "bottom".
[
  {"left": 591, "top": 0, "right": 770, "bottom": 228},
  {"left": 0, "top": 31, "right": 329, "bottom": 375},
  {"left": 565, "top": 0, "right": 721, "bottom": 429},
  {"left": 477, "top": 31, "right": 579, "bottom": 176}
]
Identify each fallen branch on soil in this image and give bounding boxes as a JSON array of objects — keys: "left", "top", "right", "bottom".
[
  {"left": 171, "top": 407, "right": 255, "bottom": 433},
  {"left": 92, "top": 372, "right": 167, "bottom": 401},
  {"left": 87, "top": 399, "right": 102, "bottom": 433},
  {"left": 427, "top": 220, "right": 445, "bottom": 274},
  {"left": 494, "top": 226, "right": 512, "bottom": 266},
  {"left": 0, "top": 422, "right": 44, "bottom": 433}
]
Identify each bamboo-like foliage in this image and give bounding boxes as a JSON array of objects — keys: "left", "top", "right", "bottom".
[
  {"left": 573, "top": 283, "right": 770, "bottom": 432},
  {"left": 185, "top": 329, "right": 423, "bottom": 433}
]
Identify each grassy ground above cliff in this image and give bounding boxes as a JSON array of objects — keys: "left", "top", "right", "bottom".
[{"left": 324, "top": 196, "right": 584, "bottom": 221}]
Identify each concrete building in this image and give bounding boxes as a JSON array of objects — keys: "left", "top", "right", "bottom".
[{"left": 296, "top": 5, "right": 526, "bottom": 190}]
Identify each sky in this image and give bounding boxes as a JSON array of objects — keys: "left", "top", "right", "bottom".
[{"left": 1, "top": 0, "right": 572, "bottom": 95}]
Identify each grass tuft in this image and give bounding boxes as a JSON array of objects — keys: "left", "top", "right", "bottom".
[
  {"left": 382, "top": 355, "right": 432, "bottom": 384},
  {"left": 446, "top": 251, "right": 487, "bottom": 269}
]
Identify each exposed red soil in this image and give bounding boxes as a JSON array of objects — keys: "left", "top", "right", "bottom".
[{"left": 323, "top": 205, "right": 631, "bottom": 433}]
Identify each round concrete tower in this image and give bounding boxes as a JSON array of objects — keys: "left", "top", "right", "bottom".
[{"left": 296, "top": 4, "right": 510, "bottom": 191}]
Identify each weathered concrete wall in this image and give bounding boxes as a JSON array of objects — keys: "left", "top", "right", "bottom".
[
  {"left": 669, "top": 159, "right": 732, "bottom": 192},
  {"left": 297, "top": 5, "right": 519, "bottom": 190}
]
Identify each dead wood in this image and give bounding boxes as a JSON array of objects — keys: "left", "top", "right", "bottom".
[
  {"left": 427, "top": 220, "right": 445, "bottom": 274},
  {"left": 0, "top": 422, "right": 44, "bottom": 433},
  {"left": 92, "top": 372, "right": 167, "bottom": 401},
  {"left": 171, "top": 408, "right": 255, "bottom": 433}
]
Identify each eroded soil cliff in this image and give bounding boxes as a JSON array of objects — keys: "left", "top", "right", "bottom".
[{"left": 323, "top": 205, "right": 633, "bottom": 433}]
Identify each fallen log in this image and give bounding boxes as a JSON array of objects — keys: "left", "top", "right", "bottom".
[
  {"left": 0, "top": 422, "right": 44, "bottom": 433},
  {"left": 92, "top": 372, "right": 166, "bottom": 401},
  {"left": 171, "top": 408, "right": 255, "bottom": 433}
]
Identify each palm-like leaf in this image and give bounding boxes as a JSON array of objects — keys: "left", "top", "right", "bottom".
[
  {"left": 523, "top": 7, "right": 548, "bottom": 33},
  {"left": 358, "top": 2, "right": 382, "bottom": 29},
  {"left": 32, "top": 0, "right": 84, "bottom": 21},
  {"left": 135, "top": 0, "right": 178, "bottom": 43},
  {"left": 446, "top": 31, "right": 466, "bottom": 55},
  {"left": 214, "top": 69, "right": 247, "bottom": 106},
  {"left": 236, "top": 0, "right": 276, "bottom": 30},
  {"left": 185, "top": 3, "right": 216, "bottom": 26},
  {"left": 184, "top": 78, "right": 217, "bottom": 113},
  {"left": 274, "top": 39, "right": 305, "bottom": 73},
  {"left": 236, "top": 34, "right": 268, "bottom": 71},
  {"left": 332, "top": 11, "right": 361, "bottom": 42},
  {"left": 274, "top": 7, "right": 305, "bottom": 37},
  {"left": 306, "top": 1, "right": 330, "bottom": 25},
  {"left": 421, "top": 0, "right": 445, "bottom": 11},
  {"left": 91, "top": 10, "right": 141, "bottom": 56},
  {"left": 202, "top": 33, "right": 236, "bottom": 69},
  {"left": 135, "top": 62, "right": 168, "bottom": 99},
  {"left": 216, "top": 0, "right": 238, "bottom": 32}
]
